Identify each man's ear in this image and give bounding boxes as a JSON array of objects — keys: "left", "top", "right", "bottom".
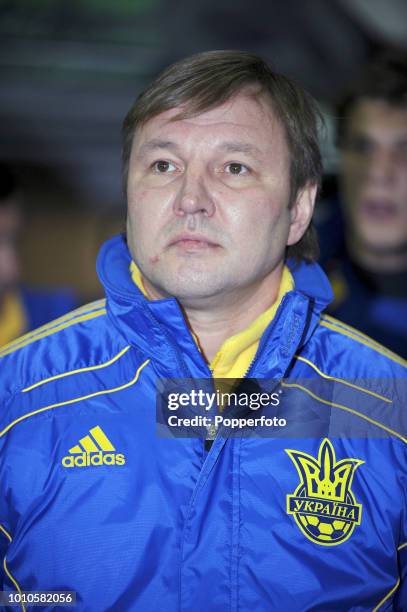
[{"left": 287, "top": 182, "right": 318, "bottom": 247}]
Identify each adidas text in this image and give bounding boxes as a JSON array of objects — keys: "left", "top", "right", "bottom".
[{"left": 62, "top": 452, "right": 126, "bottom": 468}]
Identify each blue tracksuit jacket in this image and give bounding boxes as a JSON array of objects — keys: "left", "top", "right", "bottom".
[{"left": 0, "top": 235, "right": 406, "bottom": 611}]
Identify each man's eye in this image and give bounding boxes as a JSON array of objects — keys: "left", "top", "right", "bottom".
[
  {"left": 396, "top": 142, "right": 407, "bottom": 159},
  {"left": 343, "top": 137, "right": 373, "bottom": 155},
  {"left": 153, "top": 160, "right": 176, "bottom": 173},
  {"left": 225, "top": 163, "right": 249, "bottom": 175}
]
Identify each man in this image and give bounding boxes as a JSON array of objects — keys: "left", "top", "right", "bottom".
[
  {"left": 323, "top": 53, "right": 407, "bottom": 357},
  {"left": 0, "top": 51, "right": 405, "bottom": 611},
  {"left": 0, "top": 163, "right": 77, "bottom": 346}
]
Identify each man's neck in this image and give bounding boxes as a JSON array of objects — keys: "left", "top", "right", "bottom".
[{"left": 176, "top": 274, "right": 282, "bottom": 363}]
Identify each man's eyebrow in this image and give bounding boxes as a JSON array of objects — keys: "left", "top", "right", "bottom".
[
  {"left": 217, "top": 141, "right": 263, "bottom": 156},
  {"left": 137, "top": 139, "right": 180, "bottom": 155},
  {"left": 136, "top": 139, "right": 264, "bottom": 158}
]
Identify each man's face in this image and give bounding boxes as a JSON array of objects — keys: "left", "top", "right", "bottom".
[
  {"left": 0, "top": 202, "right": 21, "bottom": 296},
  {"left": 340, "top": 99, "right": 407, "bottom": 254},
  {"left": 126, "top": 93, "right": 314, "bottom": 305}
]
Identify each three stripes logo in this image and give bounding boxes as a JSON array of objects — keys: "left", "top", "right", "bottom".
[{"left": 61, "top": 425, "right": 126, "bottom": 468}]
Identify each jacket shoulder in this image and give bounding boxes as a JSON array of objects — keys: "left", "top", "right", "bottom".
[
  {"left": 0, "top": 299, "right": 121, "bottom": 398},
  {"left": 294, "top": 314, "right": 406, "bottom": 444},
  {"left": 316, "top": 314, "right": 406, "bottom": 373}
]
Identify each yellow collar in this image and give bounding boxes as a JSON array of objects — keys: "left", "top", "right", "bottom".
[
  {"left": 209, "top": 266, "right": 293, "bottom": 378},
  {"left": 130, "top": 262, "right": 150, "bottom": 298},
  {"left": 129, "top": 261, "right": 294, "bottom": 378},
  {"left": 0, "top": 290, "right": 27, "bottom": 347}
]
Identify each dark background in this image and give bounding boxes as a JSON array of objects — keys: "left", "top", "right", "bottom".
[{"left": 1, "top": 0, "right": 406, "bottom": 298}]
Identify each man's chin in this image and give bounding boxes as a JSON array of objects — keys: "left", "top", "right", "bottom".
[
  {"left": 358, "top": 237, "right": 407, "bottom": 257},
  {"left": 144, "top": 261, "right": 227, "bottom": 299},
  {"left": 156, "top": 281, "right": 223, "bottom": 302}
]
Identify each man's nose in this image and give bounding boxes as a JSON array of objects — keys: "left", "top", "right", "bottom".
[
  {"left": 0, "top": 243, "right": 20, "bottom": 287},
  {"left": 173, "top": 171, "right": 216, "bottom": 217},
  {"left": 365, "top": 148, "right": 396, "bottom": 185}
]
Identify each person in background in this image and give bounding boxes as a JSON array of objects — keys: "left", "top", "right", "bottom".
[
  {"left": 323, "top": 52, "right": 407, "bottom": 357},
  {"left": 0, "top": 163, "right": 78, "bottom": 346}
]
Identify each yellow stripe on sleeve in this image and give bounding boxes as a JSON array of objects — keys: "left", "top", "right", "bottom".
[
  {"left": 320, "top": 318, "right": 406, "bottom": 368},
  {"left": 0, "top": 359, "right": 150, "bottom": 437},
  {"left": 3, "top": 559, "right": 26, "bottom": 612},
  {"left": 281, "top": 382, "right": 406, "bottom": 444},
  {"left": 373, "top": 578, "right": 400, "bottom": 611},
  {"left": 294, "top": 355, "right": 392, "bottom": 403},
  {"left": 0, "top": 524, "right": 12, "bottom": 543},
  {"left": 23, "top": 346, "right": 130, "bottom": 392},
  {"left": 0, "top": 526, "right": 26, "bottom": 611},
  {"left": 0, "top": 309, "right": 106, "bottom": 358}
]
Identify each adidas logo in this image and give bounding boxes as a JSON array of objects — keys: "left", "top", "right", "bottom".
[{"left": 61, "top": 425, "right": 126, "bottom": 468}]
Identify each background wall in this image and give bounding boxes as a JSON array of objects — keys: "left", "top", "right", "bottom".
[{"left": 1, "top": 0, "right": 406, "bottom": 300}]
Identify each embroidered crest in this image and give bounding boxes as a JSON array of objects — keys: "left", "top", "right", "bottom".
[{"left": 286, "top": 439, "right": 363, "bottom": 546}]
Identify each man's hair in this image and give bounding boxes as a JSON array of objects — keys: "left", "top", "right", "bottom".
[
  {"left": 123, "top": 50, "right": 323, "bottom": 262},
  {"left": 337, "top": 50, "right": 407, "bottom": 146},
  {"left": 0, "top": 163, "right": 19, "bottom": 207}
]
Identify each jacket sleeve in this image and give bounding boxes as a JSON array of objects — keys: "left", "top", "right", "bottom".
[
  {"left": 394, "top": 454, "right": 407, "bottom": 611},
  {"left": 0, "top": 411, "right": 12, "bottom": 590},
  {"left": 0, "top": 526, "right": 10, "bottom": 589},
  {"left": 394, "top": 545, "right": 407, "bottom": 611}
]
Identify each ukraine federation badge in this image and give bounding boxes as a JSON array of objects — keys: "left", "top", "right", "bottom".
[{"left": 286, "top": 439, "right": 364, "bottom": 546}]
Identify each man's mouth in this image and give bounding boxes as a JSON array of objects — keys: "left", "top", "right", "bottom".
[
  {"left": 168, "top": 233, "right": 220, "bottom": 250},
  {"left": 360, "top": 199, "right": 399, "bottom": 222}
]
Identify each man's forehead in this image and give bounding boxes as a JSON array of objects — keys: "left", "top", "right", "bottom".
[
  {"left": 348, "top": 98, "right": 407, "bottom": 133},
  {"left": 0, "top": 203, "right": 21, "bottom": 232},
  {"left": 133, "top": 94, "right": 283, "bottom": 152},
  {"left": 150, "top": 92, "right": 277, "bottom": 125}
]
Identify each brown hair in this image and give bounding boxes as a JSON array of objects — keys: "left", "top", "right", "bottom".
[
  {"left": 337, "top": 50, "right": 407, "bottom": 147},
  {"left": 0, "top": 163, "right": 19, "bottom": 207},
  {"left": 123, "top": 50, "right": 322, "bottom": 262}
]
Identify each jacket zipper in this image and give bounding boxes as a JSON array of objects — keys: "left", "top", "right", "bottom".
[
  {"left": 204, "top": 302, "right": 294, "bottom": 447},
  {"left": 145, "top": 308, "right": 219, "bottom": 447}
]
